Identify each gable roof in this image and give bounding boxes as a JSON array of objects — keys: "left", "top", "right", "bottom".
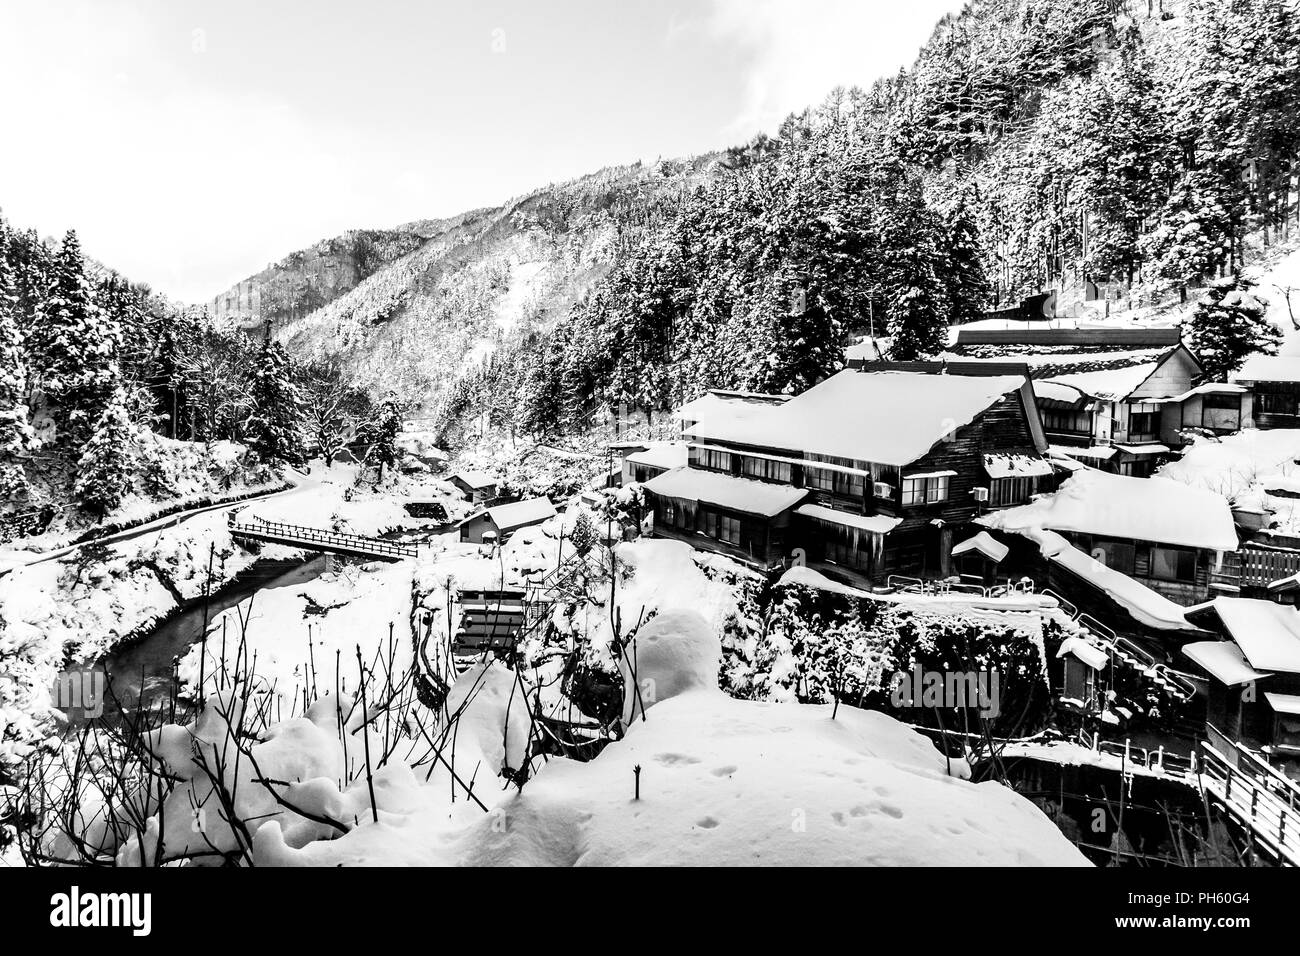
[
  {"left": 1184, "top": 599, "right": 1300, "bottom": 674},
  {"left": 978, "top": 469, "right": 1238, "bottom": 552},
  {"left": 449, "top": 470, "right": 497, "bottom": 489},
  {"left": 688, "top": 369, "right": 1033, "bottom": 467},
  {"left": 484, "top": 497, "right": 556, "bottom": 533}
]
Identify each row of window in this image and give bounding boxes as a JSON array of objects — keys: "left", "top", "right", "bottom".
[
  {"left": 1093, "top": 539, "right": 1198, "bottom": 583},
  {"left": 901, "top": 474, "right": 949, "bottom": 506},
  {"left": 660, "top": 501, "right": 742, "bottom": 546},
  {"left": 686, "top": 449, "right": 1033, "bottom": 509},
  {"left": 742, "top": 456, "right": 792, "bottom": 483}
]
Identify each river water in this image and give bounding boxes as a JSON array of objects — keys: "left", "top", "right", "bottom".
[{"left": 102, "top": 555, "right": 329, "bottom": 713}]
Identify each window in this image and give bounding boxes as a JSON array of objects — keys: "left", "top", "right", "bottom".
[
  {"left": 990, "top": 476, "right": 1035, "bottom": 507},
  {"left": 741, "top": 456, "right": 792, "bottom": 483},
  {"left": 1260, "top": 392, "right": 1300, "bottom": 417},
  {"left": 1092, "top": 540, "right": 1135, "bottom": 574},
  {"left": 902, "top": 474, "right": 950, "bottom": 506},
  {"left": 805, "top": 466, "right": 864, "bottom": 499},
  {"left": 693, "top": 448, "right": 733, "bottom": 472},
  {"left": 1149, "top": 546, "right": 1196, "bottom": 583},
  {"left": 1127, "top": 403, "right": 1160, "bottom": 441},
  {"left": 662, "top": 501, "right": 676, "bottom": 526},
  {"left": 719, "top": 515, "right": 741, "bottom": 545},
  {"left": 1039, "top": 405, "right": 1091, "bottom": 435},
  {"left": 1201, "top": 393, "right": 1241, "bottom": 433}
]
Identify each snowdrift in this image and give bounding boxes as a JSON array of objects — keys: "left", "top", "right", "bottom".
[{"left": 252, "top": 609, "right": 1088, "bottom": 866}]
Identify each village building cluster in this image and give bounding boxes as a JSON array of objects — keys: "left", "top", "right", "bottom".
[{"left": 609, "top": 327, "right": 1300, "bottom": 780}]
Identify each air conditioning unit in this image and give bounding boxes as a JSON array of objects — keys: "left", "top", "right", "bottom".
[
  {"left": 973, "top": 486, "right": 990, "bottom": 503},
  {"left": 873, "top": 481, "right": 894, "bottom": 498}
]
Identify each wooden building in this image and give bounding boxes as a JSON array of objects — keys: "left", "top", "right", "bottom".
[
  {"left": 1183, "top": 599, "right": 1300, "bottom": 769},
  {"left": 1231, "top": 355, "right": 1300, "bottom": 429},
  {"left": 459, "top": 497, "right": 556, "bottom": 544},
  {"left": 945, "top": 328, "right": 1251, "bottom": 476},
  {"left": 643, "top": 364, "right": 1051, "bottom": 584},
  {"left": 447, "top": 470, "right": 499, "bottom": 504},
  {"left": 980, "top": 468, "right": 1240, "bottom": 606},
  {"left": 619, "top": 442, "right": 688, "bottom": 485}
]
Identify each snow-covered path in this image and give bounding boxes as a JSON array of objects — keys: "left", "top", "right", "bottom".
[{"left": 0, "top": 469, "right": 316, "bottom": 579}]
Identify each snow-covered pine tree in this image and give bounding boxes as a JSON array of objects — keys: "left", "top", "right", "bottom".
[
  {"left": 1185, "top": 275, "right": 1277, "bottom": 382},
  {"left": 1076, "top": 31, "right": 1172, "bottom": 284},
  {"left": 358, "top": 396, "right": 402, "bottom": 480},
  {"left": 73, "top": 386, "right": 133, "bottom": 516},
  {"left": 940, "top": 199, "right": 991, "bottom": 327},
  {"left": 568, "top": 508, "right": 597, "bottom": 556},
  {"left": 0, "top": 237, "right": 36, "bottom": 505},
  {"left": 36, "top": 231, "right": 123, "bottom": 439},
  {"left": 244, "top": 334, "right": 303, "bottom": 465}
]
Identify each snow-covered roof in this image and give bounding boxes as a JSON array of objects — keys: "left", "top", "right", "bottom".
[
  {"left": 1181, "top": 641, "right": 1270, "bottom": 686},
  {"left": 689, "top": 370, "right": 1030, "bottom": 467},
  {"left": 1035, "top": 381, "right": 1090, "bottom": 405},
  {"left": 951, "top": 530, "right": 1010, "bottom": 563},
  {"left": 1057, "top": 636, "right": 1109, "bottom": 671},
  {"left": 1265, "top": 692, "right": 1300, "bottom": 716},
  {"left": 1023, "top": 529, "right": 1194, "bottom": 631},
  {"left": 675, "top": 390, "right": 789, "bottom": 430},
  {"left": 644, "top": 467, "right": 808, "bottom": 517},
  {"left": 1148, "top": 383, "right": 1247, "bottom": 404},
  {"left": 1261, "top": 474, "right": 1300, "bottom": 496},
  {"left": 983, "top": 453, "right": 1053, "bottom": 480},
  {"left": 977, "top": 470, "right": 1238, "bottom": 552},
  {"left": 1232, "top": 355, "right": 1300, "bottom": 384},
  {"left": 450, "top": 470, "right": 497, "bottom": 489},
  {"left": 1049, "top": 443, "right": 1117, "bottom": 462},
  {"left": 794, "top": 503, "right": 902, "bottom": 535},
  {"left": 625, "top": 443, "right": 689, "bottom": 471},
  {"left": 1040, "top": 362, "right": 1160, "bottom": 401},
  {"left": 1187, "top": 598, "right": 1300, "bottom": 674},
  {"left": 1113, "top": 443, "right": 1170, "bottom": 456},
  {"left": 485, "top": 497, "right": 557, "bottom": 533}
]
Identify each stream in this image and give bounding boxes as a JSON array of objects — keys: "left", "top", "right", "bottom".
[{"left": 101, "top": 554, "right": 330, "bottom": 714}]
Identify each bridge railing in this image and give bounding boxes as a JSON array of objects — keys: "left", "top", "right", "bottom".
[
  {"left": 232, "top": 519, "right": 417, "bottom": 559},
  {"left": 1199, "top": 736, "right": 1300, "bottom": 866}
]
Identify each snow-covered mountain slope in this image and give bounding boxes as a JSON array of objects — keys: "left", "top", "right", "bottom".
[{"left": 253, "top": 159, "right": 721, "bottom": 412}]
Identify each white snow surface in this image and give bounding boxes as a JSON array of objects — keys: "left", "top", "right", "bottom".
[
  {"left": 978, "top": 469, "right": 1238, "bottom": 552},
  {"left": 1002, "top": 528, "right": 1194, "bottom": 632},
  {"left": 1040, "top": 362, "right": 1160, "bottom": 401},
  {"left": 688, "top": 369, "right": 1028, "bottom": 467},
  {"left": 1157, "top": 430, "right": 1300, "bottom": 534},
  {"left": 250, "top": 609, "right": 1087, "bottom": 866},
  {"left": 645, "top": 467, "right": 808, "bottom": 517},
  {"left": 1191, "top": 598, "right": 1300, "bottom": 674}
]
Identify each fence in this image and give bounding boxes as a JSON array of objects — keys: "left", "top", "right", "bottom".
[{"left": 231, "top": 519, "right": 417, "bottom": 560}]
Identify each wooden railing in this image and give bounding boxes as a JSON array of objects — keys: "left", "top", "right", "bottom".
[
  {"left": 231, "top": 519, "right": 417, "bottom": 560},
  {"left": 1199, "top": 730, "right": 1300, "bottom": 866}
]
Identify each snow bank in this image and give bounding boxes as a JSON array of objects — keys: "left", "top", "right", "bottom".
[{"left": 253, "top": 606, "right": 1088, "bottom": 867}]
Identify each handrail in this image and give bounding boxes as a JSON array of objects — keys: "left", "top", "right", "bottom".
[
  {"left": 232, "top": 520, "right": 417, "bottom": 558},
  {"left": 1200, "top": 741, "right": 1300, "bottom": 864},
  {"left": 1040, "top": 587, "right": 1078, "bottom": 618},
  {"left": 1205, "top": 724, "right": 1300, "bottom": 807}
]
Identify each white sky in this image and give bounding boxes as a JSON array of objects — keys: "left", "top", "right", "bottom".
[{"left": 0, "top": 0, "right": 965, "bottom": 303}]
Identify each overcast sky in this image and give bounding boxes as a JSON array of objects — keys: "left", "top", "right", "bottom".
[{"left": 0, "top": 0, "right": 965, "bottom": 303}]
